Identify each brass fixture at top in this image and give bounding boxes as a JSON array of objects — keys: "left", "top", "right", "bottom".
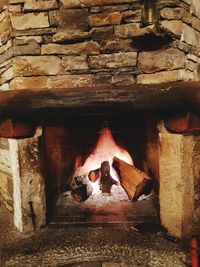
[{"left": 140, "top": 0, "right": 160, "bottom": 27}]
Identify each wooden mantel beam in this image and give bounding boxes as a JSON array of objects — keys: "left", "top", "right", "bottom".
[{"left": 0, "top": 81, "right": 200, "bottom": 118}]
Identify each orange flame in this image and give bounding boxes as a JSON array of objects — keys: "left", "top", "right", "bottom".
[{"left": 82, "top": 126, "right": 133, "bottom": 193}]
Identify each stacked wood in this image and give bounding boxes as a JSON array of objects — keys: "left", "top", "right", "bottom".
[
  {"left": 99, "top": 161, "right": 119, "bottom": 195},
  {"left": 112, "top": 157, "right": 152, "bottom": 201}
]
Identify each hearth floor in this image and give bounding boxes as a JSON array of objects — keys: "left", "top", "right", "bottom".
[
  {"left": 0, "top": 205, "right": 189, "bottom": 267},
  {"left": 50, "top": 186, "right": 158, "bottom": 226}
]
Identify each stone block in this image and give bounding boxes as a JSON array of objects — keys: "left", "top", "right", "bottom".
[
  {"left": 13, "top": 43, "right": 41, "bottom": 56},
  {"left": 56, "top": 8, "right": 89, "bottom": 32},
  {"left": 60, "top": 0, "right": 81, "bottom": 8},
  {"left": 8, "top": 4, "right": 22, "bottom": 13},
  {"left": 81, "top": 0, "right": 134, "bottom": 7},
  {"left": 0, "top": 83, "right": 9, "bottom": 91},
  {"left": 52, "top": 31, "right": 91, "bottom": 43},
  {"left": 0, "top": 9, "right": 7, "bottom": 22},
  {"left": 158, "top": 0, "right": 180, "bottom": 8},
  {"left": 161, "top": 20, "right": 183, "bottom": 36},
  {"left": 100, "top": 39, "right": 136, "bottom": 53},
  {"left": 13, "top": 36, "right": 42, "bottom": 45},
  {"left": 191, "top": 0, "right": 200, "bottom": 19},
  {"left": 122, "top": 10, "right": 141, "bottom": 23},
  {"left": 23, "top": 0, "right": 58, "bottom": 12},
  {"left": 160, "top": 7, "right": 184, "bottom": 19},
  {"left": 0, "top": 13, "right": 11, "bottom": 44},
  {"left": 89, "top": 12, "right": 122, "bottom": 27},
  {"left": 61, "top": 55, "right": 88, "bottom": 71},
  {"left": 92, "top": 26, "right": 114, "bottom": 40},
  {"left": 137, "top": 70, "right": 187, "bottom": 84},
  {"left": 47, "top": 74, "right": 93, "bottom": 88},
  {"left": 181, "top": 24, "right": 200, "bottom": 47},
  {"left": 182, "top": 12, "right": 200, "bottom": 35},
  {"left": 93, "top": 71, "right": 112, "bottom": 86},
  {"left": 10, "top": 76, "right": 48, "bottom": 90},
  {"left": 159, "top": 122, "right": 197, "bottom": 238},
  {"left": 0, "top": 67, "right": 13, "bottom": 85},
  {"left": 186, "top": 60, "right": 197, "bottom": 72},
  {"left": 11, "top": 12, "right": 49, "bottom": 30},
  {"left": 9, "top": 131, "right": 46, "bottom": 232},
  {"left": 48, "top": 10, "right": 60, "bottom": 26},
  {"left": 0, "top": 40, "right": 12, "bottom": 55},
  {"left": 138, "top": 48, "right": 185, "bottom": 74},
  {"left": 91, "top": 4, "right": 130, "bottom": 13},
  {"left": 102, "top": 263, "right": 120, "bottom": 267},
  {"left": 9, "top": 0, "right": 25, "bottom": 3},
  {"left": 89, "top": 52, "right": 137, "bottom": 69},
  {"left": 0, "top": 48, "right": 13, "bottom": 65},
  {"left": 115, "top": 23, "right": 151, "bottom": 38},
  {"left": 41, "top": 41, "right": 100, "bottom": 55},
  {"left": 13, "top": 56, "right": 61, "bottom": 76},
  {"left": 112, "top": 72, "right": 136, "bottom": 85},
  {"left": 11, "top": 27, "right": 57, "bottom": 37}
]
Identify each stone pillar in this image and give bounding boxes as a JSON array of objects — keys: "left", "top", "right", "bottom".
[
  {"left": 9, "top": 127, "right": 46, "bottom": 233},
  {"left": 158, "top": 122, "right": 200, "bottom": 238}
]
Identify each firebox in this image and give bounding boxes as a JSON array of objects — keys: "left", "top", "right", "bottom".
[{"left": 42, "top": 113, "right": 159, "bottom": 224}]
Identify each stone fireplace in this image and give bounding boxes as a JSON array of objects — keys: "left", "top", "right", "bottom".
[{"left": 0, "top": 0, "right": 200, "bottom": 241}]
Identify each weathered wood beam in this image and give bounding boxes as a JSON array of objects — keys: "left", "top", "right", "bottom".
[
  {"left": 164, "top": 112, "right": 200, "bottom": 133},
  {"left": 0, "top": 118, "right": 36, "bottom": 138},
  {"left": 0, "top": 81, "right": 199, "bottom": 118}
]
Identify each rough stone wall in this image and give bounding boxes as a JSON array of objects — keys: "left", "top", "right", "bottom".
[
  {"left": 0, "top": 3, "right": 14, "bottom": 218},
  {"left": 0, "top": 138, "right": 13, "bottom": 217},
  {"left": 0, "top": 0, "right": 199, "bottom": 91}
]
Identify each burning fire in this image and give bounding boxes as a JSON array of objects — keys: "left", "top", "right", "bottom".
[{"left": 82, "top": 126, "right": 133, "bottom": 193}]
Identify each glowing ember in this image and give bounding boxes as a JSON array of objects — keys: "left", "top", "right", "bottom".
[{"left": 82, "top": 126, "right": 134, "bottom": 194}]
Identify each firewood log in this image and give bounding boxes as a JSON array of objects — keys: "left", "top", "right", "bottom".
[
  {"left": 88, "top": 168, "right": 100, "bottom": 183},
  {"left": 71, "top": 184, "right": 93, "bottom": 202},
  {"left": 71, "top": 171, "right": 93, "bottom": 202},
  {"left": 99, "top": 161, "right": 119, "bottom": 195},
  {"left": 112, "top": 157, "right": 152, "bottom": 201}
]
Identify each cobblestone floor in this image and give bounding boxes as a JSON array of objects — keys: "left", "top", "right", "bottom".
[{"left": 0, "top": 206, "right": 190, "bottom": 267}]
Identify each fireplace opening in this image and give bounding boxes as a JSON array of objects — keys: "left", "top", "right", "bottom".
[{"left": 41, "top": 113, "right": 159, "bottom": 225}]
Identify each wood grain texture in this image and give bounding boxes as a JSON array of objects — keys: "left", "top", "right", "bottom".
[{"left": 0, "top": 81, "right": 200, "bottom": 118}]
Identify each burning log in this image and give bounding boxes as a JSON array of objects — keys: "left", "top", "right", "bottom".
[
  {"left": 88, "top": 168, "right": 100, "bottom": 183},
  {"left": 99, "top": 161, "right": 119, "bottom": 195},
  {"left": 112, "top": 157, "right": 152, "bottom": 201},
  {"left": 71, "top": 184, "right": 93, "bottom": 202},
  {"left": 71, "top": 173, "right": 93, "bottom": 202}
]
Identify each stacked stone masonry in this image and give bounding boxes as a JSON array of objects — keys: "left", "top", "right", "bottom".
[
  {"left": 0, "top": 0, "right": 200, "bottom": 236},
  {"left": 0, "top": 0, "right": 200, "bottom": 91}
]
